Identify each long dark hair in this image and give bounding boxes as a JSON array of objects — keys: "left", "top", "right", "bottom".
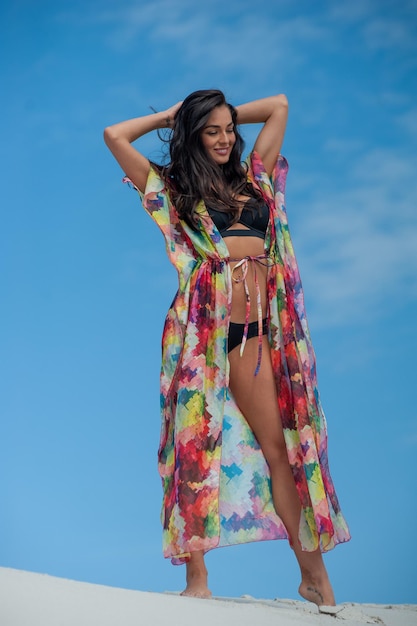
[{"left": 154, "top": 89, "right": 261, "bottom": 230}]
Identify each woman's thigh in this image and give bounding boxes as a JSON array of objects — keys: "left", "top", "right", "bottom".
[{"left": 228, "top": 336, "right": 286, "bottom": 461}]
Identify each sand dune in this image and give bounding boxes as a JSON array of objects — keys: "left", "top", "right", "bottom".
[{"left": 0, "top": 567, "right": 415, "bottom": 626}]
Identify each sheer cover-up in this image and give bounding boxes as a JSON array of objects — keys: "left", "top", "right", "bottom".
[{"left": 126, "top": 152, "right": 350, "bottom": 564}]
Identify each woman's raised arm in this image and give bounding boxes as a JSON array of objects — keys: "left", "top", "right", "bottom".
[
  {"left": 103, "top": 102, "right": 182, "bottom": 193},
  {"left": 235, "top": 94, "right": 288, "bottom": 176}
]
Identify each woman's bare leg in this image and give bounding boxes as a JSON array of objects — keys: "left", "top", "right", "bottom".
[
  {"left": 181, "top": 550, "right": 212, "bottom": 598},
  {"left": 228, "top": 336, "right": 335, "bottom": 606}
]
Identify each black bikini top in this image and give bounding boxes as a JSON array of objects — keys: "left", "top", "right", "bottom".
[{"left": 207, "top": 197, "right": 269, "bottom": 239}]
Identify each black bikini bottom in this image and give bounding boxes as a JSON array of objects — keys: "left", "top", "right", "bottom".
[{"left": 228, "top": 318, "right": 268, "bottom": 353}]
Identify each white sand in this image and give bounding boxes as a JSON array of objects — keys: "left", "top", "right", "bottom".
[{"left": 0, "top": 567, "right": 415, "bottom": 626}]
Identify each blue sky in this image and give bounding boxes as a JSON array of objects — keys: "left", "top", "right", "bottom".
[{"left": 1, "top": 0, "right": 416, "bottom": 606}]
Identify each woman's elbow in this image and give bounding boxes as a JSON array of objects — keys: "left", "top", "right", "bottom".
[
  {"left": 275, "top": 94, "right": 288, "bottom": 109},
  {"left": 103, "top": 125, "right": 117, "bottom": 146},
  {"left": 270, "top": 94, "right": 288, "bottom": 122}
]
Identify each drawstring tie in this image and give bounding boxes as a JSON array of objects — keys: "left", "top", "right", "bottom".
[{"left": 230, "top": 254, "right": 274, "bottom": 376}]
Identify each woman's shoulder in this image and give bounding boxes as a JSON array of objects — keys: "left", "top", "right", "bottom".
[
  {"left": 247, "top": 150, "right": 288, "bottom": 172},
  {"left": 123, "top": 163, "right": 171, "bottom": 207},
  {"left": 246, "top": 151, "right": 289, "bottom": 192}
]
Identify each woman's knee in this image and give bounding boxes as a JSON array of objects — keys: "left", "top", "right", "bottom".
[{"left": 261, "top": 439, "right": 289, "bottom": 469}]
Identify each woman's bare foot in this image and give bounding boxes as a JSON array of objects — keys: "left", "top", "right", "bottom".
[
  {"left": 298, "top": 566, "right": 336, "bottom": 607},
  {"left": 180, "top": 551, "right": 212, "bottom": 599}
]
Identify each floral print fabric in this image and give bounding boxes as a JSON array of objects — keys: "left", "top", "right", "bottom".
[{"left": 128, "top": 152, "right": 350, "bottom": 564}]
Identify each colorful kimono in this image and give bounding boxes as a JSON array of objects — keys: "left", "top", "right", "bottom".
[{"left": 127, "top": 151, "right": 350, "bottom": 564}]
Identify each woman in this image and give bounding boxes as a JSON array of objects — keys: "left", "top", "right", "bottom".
[{"left": 104, "top": 90, "right": 350, "bottom": 606}]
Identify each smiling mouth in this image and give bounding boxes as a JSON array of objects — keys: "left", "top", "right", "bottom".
[{"left": 215, "top": 148, "right": 229, "bottom": 154}]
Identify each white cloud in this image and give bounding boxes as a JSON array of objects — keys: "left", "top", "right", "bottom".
[
  {"left": 294, "top": 148, "right": 417, "bottom": 328},
  {"left": 362, "top": 17, "right": 416, "bottom": 51},
  {"left": 323, "top": 138, "right": 365, "bottom": 154},
  {"left": 327, "top": 0, "right": 377, "bottom": 23},
  {"left": 66, "top": 2, "right": 330, "bottom": 78},
  {"left": 397, "top": 107, "right": 417, "bottom": 137},
  {"left": 326, "top": 0, "right": 417, "bottom": 61}
]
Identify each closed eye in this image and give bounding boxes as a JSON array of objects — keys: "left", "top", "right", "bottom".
[{"left": 204, "top": 126, "right": 235, "bottom": 135}]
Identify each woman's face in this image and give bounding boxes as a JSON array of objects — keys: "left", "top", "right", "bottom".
[{"left": 200, "top": 105, "right": 236, "bottom": 165}]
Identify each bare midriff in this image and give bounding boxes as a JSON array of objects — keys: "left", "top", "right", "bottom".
[{"left": 224, "top": 224, "right": 269, "bottom": 325}]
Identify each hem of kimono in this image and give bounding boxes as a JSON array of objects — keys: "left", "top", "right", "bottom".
[
  {"left": 166, "top": 522, "right": 288, "bottom": 566},
  {"left": 166, "top": 524, "right": 351, "bottom": 566},
  {"left": 164, "top": 499, "right": 351, "bottom": 565}
]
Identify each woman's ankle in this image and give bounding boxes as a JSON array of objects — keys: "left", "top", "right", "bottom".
[{"left": 182, "top": 551, "right": 211, "bottom": 598}]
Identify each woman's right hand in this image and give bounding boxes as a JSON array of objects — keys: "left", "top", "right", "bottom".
[{"left": 163, "top": 101, "right": 183, "bottom": 128}]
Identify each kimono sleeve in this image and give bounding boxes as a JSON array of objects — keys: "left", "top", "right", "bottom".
[
  {"left": 123, "top": 167, "right": 184, "bottom": 262},
  {"left": 246, "top": 150, "right": 289, "bottom": 201}
]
